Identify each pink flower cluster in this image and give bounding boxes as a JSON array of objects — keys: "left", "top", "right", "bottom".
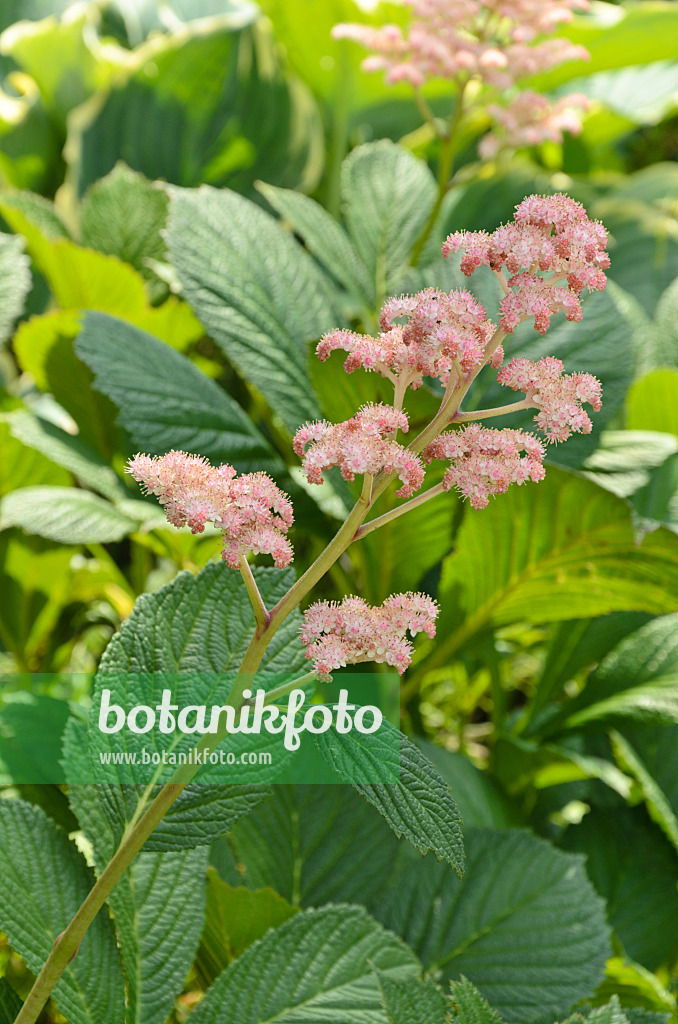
[
  {"left": 333, "top": 0, "right": 588, "bottom": 89},
  {"left": 301, "top": 592, "right": 439, "bottom": 678},
  {"left": 480, "top": 91, "right": 590, "bottom": 158},
  {"left": 332, "top": 0, "right": 591, "bottom": 153},
  {"left": 126, "top": 451, "right": 294, "bottom": 568},
  {"left": 424, "top": 425, "right": 545, "bottom": 508},
  {"left": 293, "top": 404, "right": 425, "bottom": 498},
  {"left": 497, "top": 356, "right": 602, "bottom": 441},
  {"left": 318, "top": 288, "right": 500, "bottom": 392},
  {"left": 443, "top": 193, "right": 610, "bottom": 334}
]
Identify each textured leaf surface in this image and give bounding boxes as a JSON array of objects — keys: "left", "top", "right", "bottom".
[
  {"left": 259, "top": 182, "right": 373, "bottom": 305},
  {"left": 314, "top": 725, "right": 464, "bottom": 874},
  {"left": 0, "top": 232, "right": 31, "bottom": 345},
  {"left": 448, "top": 977, "right": 504, "bottom": 1024},
  {"left": 0, "top": 799, "right": 125, "bottom": 1024},
  {"left": 198, "top": 871, "right": 298, "bottom": 982},
  {"left": 75, "top": 312, "right": 277, "bottom": 472},
  {"left": 0, "top": 486, "right": 137, "bottom": 543},
  {"left": 223, "top": 784, "right": 401, "bottom": 909},
  {"left": 376, "top": 828, "right": 611, "bottom": 1023},
  {"left": 189, "top": 905, "right": 421, "bottom": 1024},
  {"left": 80, "top": 162, "right": 169, "bottom": 301},
  {"left": 374, "top": 970, "right": 449, "bottom": 1024},
  {"left": 341, "top": 141, "right": 437, "bottom": 302},
  {"left": 430, "top": 470, "right": 678, "bottom": 672},
  {"left": 72, "top": 565, "right": 303, "bottom": 846},
  {"left": 413, "top": 739, "right": 520, "bottom": 829},
  {"left": 167, "top": 186, "right": 338, "bottom": 430}
]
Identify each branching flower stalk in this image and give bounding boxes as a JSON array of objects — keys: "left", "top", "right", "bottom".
[{"left": 14, "top": 193, "right": 608, "bottom": 1024}]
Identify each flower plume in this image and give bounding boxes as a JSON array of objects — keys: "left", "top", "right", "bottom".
[
  {"left": 301, "top": 592, "right": 439, "bottom": 678},
  {"left": 126, "top": 450, "right": 294, "bottom": 568},
  {"left": 497, "top": 356, "right": 602, "bottom": 442}
]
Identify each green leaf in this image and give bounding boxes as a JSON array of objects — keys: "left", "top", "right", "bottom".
[
  {"left": 412, "top": 739, "right": 520, "bottom": 829},
  {"left": 448, "top": 977, "right": 504, "bottom": 1024},
  {"left": 376, "top": 828, "right": 611, "bottom": 1023},
  {"left": 0, "top": 799, "right": 125, "bottom": 1024},
  {"left": 188, "top": 904, "right": 421, "bottom": 1024},
  {"left": 341, "top": 140, "right": 437, "bottom": 303},
  {"left": 597, "top": 957, "right": 677, "bottom": 1017},
  {"left": 554, "top": 614, "right": 678, "bottom": 732},
  {"left": 0, "top": 486, "right": 137, "bottom": 544},
  {"left": 258, "top": 182, "right": 374, "bottom": 307},
  {"left": 64, "top": 723, "right": 210, "bottom": 1024},
  {"left": 374, "top": 970, "right": 449, "bottom": 1024},
  {"left": 561, "top": 807, "right": 678, "bottom": 971},
  {"left": 80, "top": 162, "right": 169, "bottom": 302},
  {"left": 74, "top": 311, "right": 277, "bottom": 472},
  {"left": 314, "top": 725, "right": 464, "bottom": 874},
  {"left": 7, "top": 409, "right": 127, "bottom": 502},
  {"left": 223, "top": 784, "right": 401, "bottom": 909},
  {"left": 72, "top": 564, "right": 303, "bottom": 846},
  {"left": 0, "top": 418, "right": 71, "bottom": 496},
  {"left": 627, "top": 369, "right": 678, "bottom": 438},
  {"left": 609, "top": 730, "right": 678, "bottom": 856},
  {"left": 0, "top": 231, "right": 31, "bottom": 345},
  {"left": 556, "top": 62, "right": 678, "bottom": 126},
  {"left": 0, "top": 693, "right": 71, "bottom": 784},
  {"left": 581, "top": 431, "right": 678, "bottom": 500},
  {"left": 75, "top": 21, "right": 323, "bottom": 197},
  {"left": 198, "top": 870, "right": 298, "bottom": 983},
  {"left": 430, "top": 470, "right": 678, "bottom": 673},
  {"left": 642, "top": 276, "right": 678, "bottom": 371},
  {"left": 0, "top": 979, "right": 22, "bottom": 1024},
  {"left": 167, "top": 185, "right": 338, "bottom": 431}
]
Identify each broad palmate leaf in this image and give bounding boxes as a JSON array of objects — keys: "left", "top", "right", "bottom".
[
  {"left": 375, "top": 828, "right": 611, "bottom": 1023},
  {"left": 189, "top": 905, "right": 421, "bottom": 1024}
]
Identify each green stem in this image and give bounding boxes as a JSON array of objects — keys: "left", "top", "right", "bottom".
[
  {"left": 238, "top": 555, "right": 269, "bottom": 631},
  {"left": 451, "top": 398, "right": 534, "bottom": 423}
]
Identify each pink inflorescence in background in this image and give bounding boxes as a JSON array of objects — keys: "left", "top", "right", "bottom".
[
  {"left": 332, "top": 0, "right": 591, "bottom": 152},
  {"left": 497, "top": 355, "right": 602, "bottom": 441},
  {"left": 293, "top": 403, "right": 425, "bottom": 498},
  {"left": 318, "top": 288, "right": 501, "bottom": 393},
  {"left": 126, "top": 451, "right": 294, "bottom": 568},
  {"left": 425, "top": 425, "right": 546, "bottom": 508},
  {"left": 301, "top": 592, "right": 439, "bottom": 678},
  {"left": 443, "top": 193, "right": 610, "bottom": 334}
]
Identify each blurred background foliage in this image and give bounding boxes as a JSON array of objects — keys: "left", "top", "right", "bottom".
[{"left": 1, "top": 0, "right": 678, "bottom": 1019}]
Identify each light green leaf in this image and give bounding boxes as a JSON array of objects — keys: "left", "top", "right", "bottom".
[
  {"left": 7, "top": 409, "right": 128, "bottom": 502},
  {"left": 223, "top": 784, "right": 401, "bottom": 909},
  {"left": 627, "top": 369, "right": 678, "bottom": 438},
  {"left": 0, "top": 231, "right": 31, "bottom": 346},
  {"left": 314, "top": 725, "right": 464, "bottom": 874},
  {"left": 0, "top": 799, "right": 125, "bottom": 1024},
  {"left": 188, "top": 904, "right": 421, "bottom": 1024},
  {"left": 198, "top": 870, "right": 298, "bottom": 983},
  {"left": 167, "top": 185, "right": 338, "bottom": 431},
  {"left": 376, "top": 829, "right": 611, "bottom": 1023},
  {"left": 581, "top": 431, "right": 678, "bottom": 500},
  {"left": 429, "top": 470, "right": 678, "bottom": 673},
  {"left": 0, "top": 418, "right": 71, "bottom": 496},
  {"left": 0, "top": 486, "right": 137, "bottom": 543},
  {"left": 642, "top": 276, "right": 678, "bottom": 370},
  {"left": 341, "top": 140, "right": 437, "bottom": 303},
  {"left": 74, "top": 311, "right": 278, "bottom": 472},
  {"left": 374, "top": 970, "right": 449, "bottom": 1024},
  {"left": 80, "top": 162, "right": 169, "bottom": 302},
  {"left": 558, "top": 62, "right": 678, "bottom": 125}
]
